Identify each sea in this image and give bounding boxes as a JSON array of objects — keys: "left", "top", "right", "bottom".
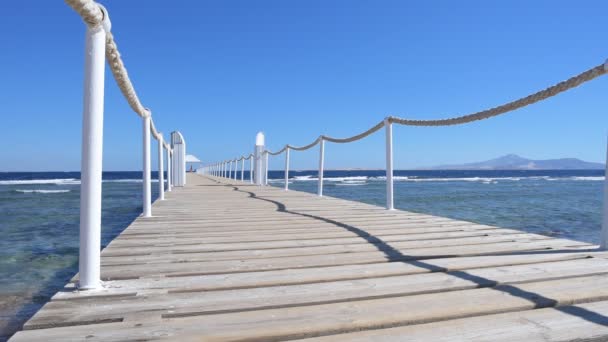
[{"left": 0, "top": 169, "right": 605, "bottom": 340}]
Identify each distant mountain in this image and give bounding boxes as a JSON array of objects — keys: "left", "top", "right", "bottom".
[{"left": 427, "top": 154, "right": 604, "bottom": 170}]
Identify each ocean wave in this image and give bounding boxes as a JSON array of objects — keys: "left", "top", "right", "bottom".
[
  {"left": 0, "top": 178, "right": 80, "bottom": 185},
  {"left": 0, "top": 178, "right": 161, "bottom": 185},
  {"left": 568, "top": 176, "right": 605, "bottom": 181},
  {"left": 15, "top": 189, "right": 71, "bottom": 194},
  {"left": 285, "top": 175, "right": 604, "bottom": 183},
  {"left": 292, "top": 176, "right": 368, "bottom": 182}
]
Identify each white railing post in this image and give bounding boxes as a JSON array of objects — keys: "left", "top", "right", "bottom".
[
  {"left": 385, "top": 118, "right": 394, "bottom": 210},
  {"left": 601, "top": 137, "right": 608, "bottom": 250},
  {"left": 234, "top": 160, "right": 238, "bottom": 180},
  {"left": 318, "top": 138, "right": 325, "bottom": 196},
  {"left": 78, "top": 13, "right": 109, "bottom": 290},
  {"left": 264, "top": 151, "right": 269, "bottom": 186},
  {"left": 228, "top": 160, "right": 232, "bottom": 180},
  {"left": 142, "top": 113, "right": 152, "bottom": 217},
  {"left": 254, "top": 132, "right": 265, "bottom": 185},
  {"left": 158, "top": 135, "right": 165, "bottom": 200},
  {"left": 241, "top": 158, "right": 245, "bottom": 181},
  {"left": 167, "top": 150, "right": 172, "bottom": 192},
  {"left": 250, "top": 156, "right": 254, "bottom": 184},
  {"left": 284, "top": 147, "right": 290, "bottom": 191}
]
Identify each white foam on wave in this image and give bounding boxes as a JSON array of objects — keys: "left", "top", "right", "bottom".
[
  {"left": 0, "top": 178, "right": 162, "bottom": 185},
  {"left": 15, "top": 189, "right": 71, "bottom": 194},
  {"left": 0, "top": 178, "right": 80, "bottom": 185},
  {"left": 569, "top": 176, "right": 605, "bottom": 181},
  {"left": 292, "top": 175, "right": 317, "bottom": 181},
  {"left": 277, "top": 174, "right": 604, "bottom": 183},
  {"left": 292, "top": 176, "right": 369, "bottom": 182}
]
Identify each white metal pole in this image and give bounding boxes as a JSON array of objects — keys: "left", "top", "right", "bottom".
[
  {"left": 158, "top": 135, "right": 165, "bottom": 200},
  {"left": 254, "top": 132, "right": 265, "bottom": 185},
  {"left": 142, "top": 114, "right": 152, "bottom": 217},
  {"left": 264, "top": 152, "right": 269, "bottom": 186},
  {"left": 250, "top": 157, "right": 254, "bottom": 184},
  {"left": 228, "top": 160, "right": 232, "bottom": 180},
  {"left": 78, "top": 18, "right": 108, "bottom": 290},
  {"left": 601, "top": 137, "right": 608, "bottom": 250},
  {"left": 385, "top": 118, "right": 394, "bottom": 210},
  {"left": 167, "top": 150, "right": 172, "bottom": 192},
  {"left": 318, "top": 139, "right": 325, "bottom": 197},
  {"left": 234, "top": 160, "right": 238, "bottom": 180},
  {"left": 241, "top": 158, "right": 245, "bottom": 181},
  {"left": 284, "top": 147, "right": 290, "bottom": 191}
]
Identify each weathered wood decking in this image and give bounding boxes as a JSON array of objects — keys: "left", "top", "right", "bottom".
[{"left": 11, "top": 173, "right": 608, "bottom": 341}]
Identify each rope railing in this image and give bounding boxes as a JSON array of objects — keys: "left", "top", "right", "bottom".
[
  {"left": 65, "top": 0, "right": 187, "bottom": 290},
  {"left": 255, "top": 60, "right": 608, "bottom": 156},
  {"left": 204, "top": 59, "right": 608, "bottom": 245}
]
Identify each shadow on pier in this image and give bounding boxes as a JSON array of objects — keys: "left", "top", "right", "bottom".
[{"left": 214, "top": 179, "right": 608, "bottom": 331}]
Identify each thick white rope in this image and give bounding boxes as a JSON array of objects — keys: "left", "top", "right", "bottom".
[
  {"left": 389, "top": 62, "right": 607, "bottom": 126},
  {"left": 150, "top": 119, "right": 161, "bottom": 140},
  {"left": 65, "top": 0, "right": 148, "bottom": 118},
  {"left": 262, "top": 62, "right": 607, "bottom": 156}
]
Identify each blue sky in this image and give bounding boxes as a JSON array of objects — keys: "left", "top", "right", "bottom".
[{"left": 0, "top": 0, "right": 606, "bottom": 171}]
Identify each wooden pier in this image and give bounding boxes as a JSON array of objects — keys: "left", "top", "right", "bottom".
[{"left": 10, "top": 173, "right": 608, "bottom": 341}]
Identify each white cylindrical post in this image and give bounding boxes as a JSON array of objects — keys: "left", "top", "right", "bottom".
[
  {"left": 318, "top": 139, "right": 325, "bottom": 197},
  {"left": 254, "top": 132, "right": 265, "bottom": 185},
  {"left": 241, "top": 158, "right": 245, "bottom": 181},
  {"left": 250, "top": 157, "right": 254, "bottom": 184},
  {"left": 385, "top": 118, "right": 394, "bottom": 210},
  {"left": 284, "top": 147, "right": 290, "bottom": 191},
  {"left": 234, "top": 160, "right": 238, "bottom": 180},
  {"left": 78, "top": 20, "right": 108, "bottom": 290},
  {"left": 601, "top": 137, "right": 608, "bottom": 250},
  {"left": 228, "top": 160, "right": 233, "bottom": 180},
  {"left": 142, "top": 114, "right": 152, "bottom": 217},
  {"left": 167, "top": 150, "right": 172, "bottom": 192},
  {"left": 264, "top": 152, "right": 269, "bottom": 186},
  {"left": 158, "top": 135, "right": 165, "bottom": 201}
]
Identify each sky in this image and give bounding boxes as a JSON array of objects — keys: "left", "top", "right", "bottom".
[{"left": 0, "top": 0, "right": 606, "bottom": 171}]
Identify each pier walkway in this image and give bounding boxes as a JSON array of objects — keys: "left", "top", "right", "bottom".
[{"left": 11, "top": 173, "right": 608, "bottom": 341}]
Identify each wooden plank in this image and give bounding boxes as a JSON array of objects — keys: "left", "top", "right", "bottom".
[
  {"left": 25, "top": 257, "right": 608, "bottom": 329},
  {"left": 55, "top": 251, "right": 599, "bottom": 300},
  {"left": 300, "top": 300, "right": 608, "bottom": 341},
  {"left": 12, "top": 274, "right": 608, "bottom": 341}
]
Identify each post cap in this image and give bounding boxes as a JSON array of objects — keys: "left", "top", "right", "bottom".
[
  {"left": 256, "top": 132, "right": 265, "bottom": 146},
  {"left": 97, "top": 4, "right": 112, "bottom": 32}
]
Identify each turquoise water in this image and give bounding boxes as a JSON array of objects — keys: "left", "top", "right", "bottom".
[
  {"left": 0, "top": 172, "right": 160, "bottom": 341},
  {"left": 0, "top": 169, "right": 604, "bottom": 340}
]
